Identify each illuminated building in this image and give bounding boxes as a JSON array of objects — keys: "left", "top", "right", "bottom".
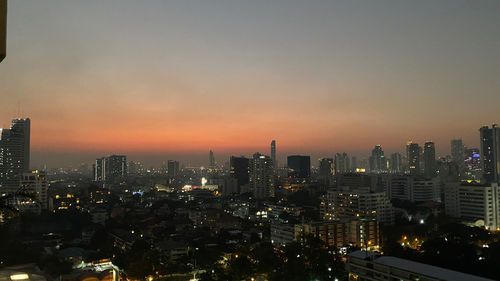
[
  {"left": 407, "top": 141, "right": 421, "bottom": 176},
  {"left": 0, "top": 0, "right": 5, "bottom": 62},
  {"left": 249, "top": 153, "right": 274, "bottom": 198},
  {"left": 0, "top": 118, "right": 31, "bottom": 192},
  {"left": 479, "top": 125, "right": 500, "bottom": 183},
  {"left": 327, "top": 187, "right": 394, "bottom": 225},
  {"left": 346, "top": 251, "right": 491, "bottom": 281},
  {"left": 49, "top": 193, "right": 81, "bottom": 212},
  {"left": 19, "top": 170, "right": 48, "bottom": 210},
  {"left": 424, "top": 142, "right": 437, "bottom": 178},
  {"left": 287, "top": 155, "right": 311, "bottom": 179},
  {"left": 92, "top": 155, "right": 127, "bottom": 184}
]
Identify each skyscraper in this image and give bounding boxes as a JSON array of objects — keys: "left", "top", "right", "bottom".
[
  {"left": 0, "top": 0, "right": 6, "bottom": 63},
  {"left": 423, "top": 142, "right": 436, "bottom": 178},
  {"left": 93, "top": 155, "right": 127, "bottom": 184},
  {"left": 271, "top": 140, "right": 277, "bottom": 170},
  {"left": 334, "top": 153, "right": 350, "bottom": 174},
  {"left": 451, "top": 139, "right": 465, "bottom": 164},
  {"left": 249, "top": 153, "right": 274, "bottom": 198},
  {"left": 479, "top": 125, "right": 500, "bottom": 183},
  {"left": 287, "top": 155, "right": 311, "bottom": 179},
  {"left": 230, "top": 156, "right": 250, "bottom": 188},
  {"left": 369, "top": 145, "right": 386, "bottom": 173},
  {"left": 167, "top": 160, "right": 180, "bottom": 178},
  {"left": 407, "top": 141, "right": 420, "bottom": 176},
  {"left": 209, "top": 149, "right": 215, "bottom": 168},
  {"left": 0, "top": 118, "right": 31, "bottom": 190},
  {"left": 390, "top": 153, "right": 402, "bottom": 174}
]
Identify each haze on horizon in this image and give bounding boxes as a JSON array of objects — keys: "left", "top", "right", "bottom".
[{"left": 0, "top": 0, "right": 499, "bottom": 168}]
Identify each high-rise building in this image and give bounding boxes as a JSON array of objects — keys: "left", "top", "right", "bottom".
[
  {"left": 287, "top": 155, "right": 311, "bottom": 179},
  {"left": 423, "top": 141, "right": 436, "bottom": 178},
  {"left": 0, "top": 118, "right": 31, "bottom": 191},
  {"left": 445, "top": 182, "right": 500, "bottom": 230},
  {"left": 479, "top": 125, "right": 500, "bottom": 183},
  {"left": 334, "top": 152, "right": 350, "bottom": 174},
  {"left": 0, "top": 0, "right": 6, "bottom": 63},
  {"left": 230, "top": 156, "right": 250, "bottom": 188},
  {"left": 390, "top": 153, "right": 402, "bottom": 174},
  {"left": 20, "top": 170, "right": 48, "bottom": 210},
  {"left": 318, "top": 158, "right": 334, "bottom": 179},
  {"left": 92, "top": 155, "right": 127, "bottom": 184},
  {"left": 167, "top": 160, "right": 180, "bottom": 178},
  {"left": 270, "top": 140, "right": 277, "bottom": 170},
  {"left": 369, "top": 145, "right": 386, "bottom": 173},
  {"left": 209, "top": 149, "right": 215, "bottom": 168},
  {"left": 351, "top": 156, "right": 358, "bottom": 171},
  {"left": 249, "top": 153, "right": 274, "bottom": 198},
  {"left": 407, "top": 141, "right": 420, "bottom": 176},
  {"left": 451, "top": 139, "right": 465, "bottom": 163}
]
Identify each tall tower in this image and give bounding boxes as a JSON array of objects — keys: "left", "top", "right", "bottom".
[
  {"left": 209, "top": 149, "right": 215, "bottom": 168},
  {"left": 423, "top": 142, "right": 436, "bottom": 178},
  {"left": 0, "top": 118, "right": 31, "bottom": 190},
  {"left": 249, "top": 153, "right": 274, "bottom": 198},
  {"left": 270, "top": 140, "right": 277, "bottom": 170},
  {"left": 479, "top": 125, "right": 500, "bottom": 183},
  {"left": 369, "top": 145, "right": 386, "bottom": 172},
  {"left": 0, "top": 0, "right": 6, "bottom": 63},
  {"left": 407, "top": 141, "right": 420, "bottom": 176}
]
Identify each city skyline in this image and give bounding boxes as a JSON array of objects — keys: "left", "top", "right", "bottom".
[{"left": 1, "top": 0, "right": 499, "bottom": 167}]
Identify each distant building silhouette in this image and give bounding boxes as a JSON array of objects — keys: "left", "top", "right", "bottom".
[
  {"left": 423, "top": 142, "right": 436, "bottom": 178},
  {"left": 209, "top": 149, "right": 215, "bottom": 168},
  {"left": 93, "top": 155, "right": 127, "bottom": 185},
  {"left": 230, "top": 156, "right": 250, "bottom": 188},
  {"left": 287, "top": 155, "right": 311, "bottom": 179},
  {"left": 0, "top": 118, "right": 31, "bottom": 191},
  {"left": 167, "top": 160, "right": 179, "bottom": 178},
  {"left": 390, "top": 153, "right": 402, "bottom": 173},
  {"left": 270, "top": 140, "right": 277, "bottom": 170},
  {"left": 480, "top": 125, "right": 500, "bottom": 183},
  {"left": 407, "top": 141, "right": 420, "bottom": 176},
  {"left": 369, "top": 145, "right": 386, "bottom": 173},
  {"left": 334, "top": 153, "right": 350, "bottom": 174}
]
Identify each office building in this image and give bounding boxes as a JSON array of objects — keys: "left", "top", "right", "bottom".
[
  {"left": 230, "top": 156, "right": 249, "bottom": 188},
  {"left": 424, "top": 142, "right": 437, "bottom": 178},
  {"left": 93, "top": 155, "right": 127, "bottom": 184},
  {"left": 390, "top": 153, "right": 402, "bottom": 173},
  {"left": 287, "top": 155, "right": 311, "bottom": 179},
  {"left": 209, "top": 149, "right": 215, "bottom": 168},
  {"left": 19, "top": 170, "right": 48, "bottom": 211},
  {"left": 479, "top": 125, "right": 500, "bottom": 183},
  {"left": 346, "top": 251, "right": 492, "bottom": 281},
  {"left": 167, "top": 160, "right": 179, "bottom": 178},
  {"left": 0, "top": 118, "right": 30, "bottom": 191},
  {"left": 318, "top": 158, "right": 334, "bottom": 184},
  {"left": 249, "top": 153, "right": 274, "bottom": 198},
  {"left": 0, "top": 0, "right": 5, "bottom": 62},
  {"left": 389, "top": 176, "right": 440, "bottom": 202},
  {"left": 334, "top": 152, "right": 350, "bottom": 174},
  {"left": 270, "top": 140, "right": 277, "bottom": 170},
  {"left": 326, "top": 187, "right": 394, "bottom": 225},
  {"left": 407, "top": 141, "right": 420, "bottom": 176},
  {"left": 369, "top": 145, "right": 386, "bottom": 173},
  {"left": 444, "top": 182, "right": 500, "bottom": 230},
  {"left": 451, "top": 138, "right": 465, "bottom": 164}
]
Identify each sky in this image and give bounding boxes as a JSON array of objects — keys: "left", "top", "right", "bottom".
[{"left": 0, "top": 0, "right": 499, "bottom": 168}]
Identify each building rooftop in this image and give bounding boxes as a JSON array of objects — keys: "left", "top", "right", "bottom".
[{"left": 348, "top": 251, "right": 493, "bottom": 281}]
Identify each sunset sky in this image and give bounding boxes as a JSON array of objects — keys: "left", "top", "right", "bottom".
[{"left": 0, "top": 0, "right": 499, "bottom": 168}]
